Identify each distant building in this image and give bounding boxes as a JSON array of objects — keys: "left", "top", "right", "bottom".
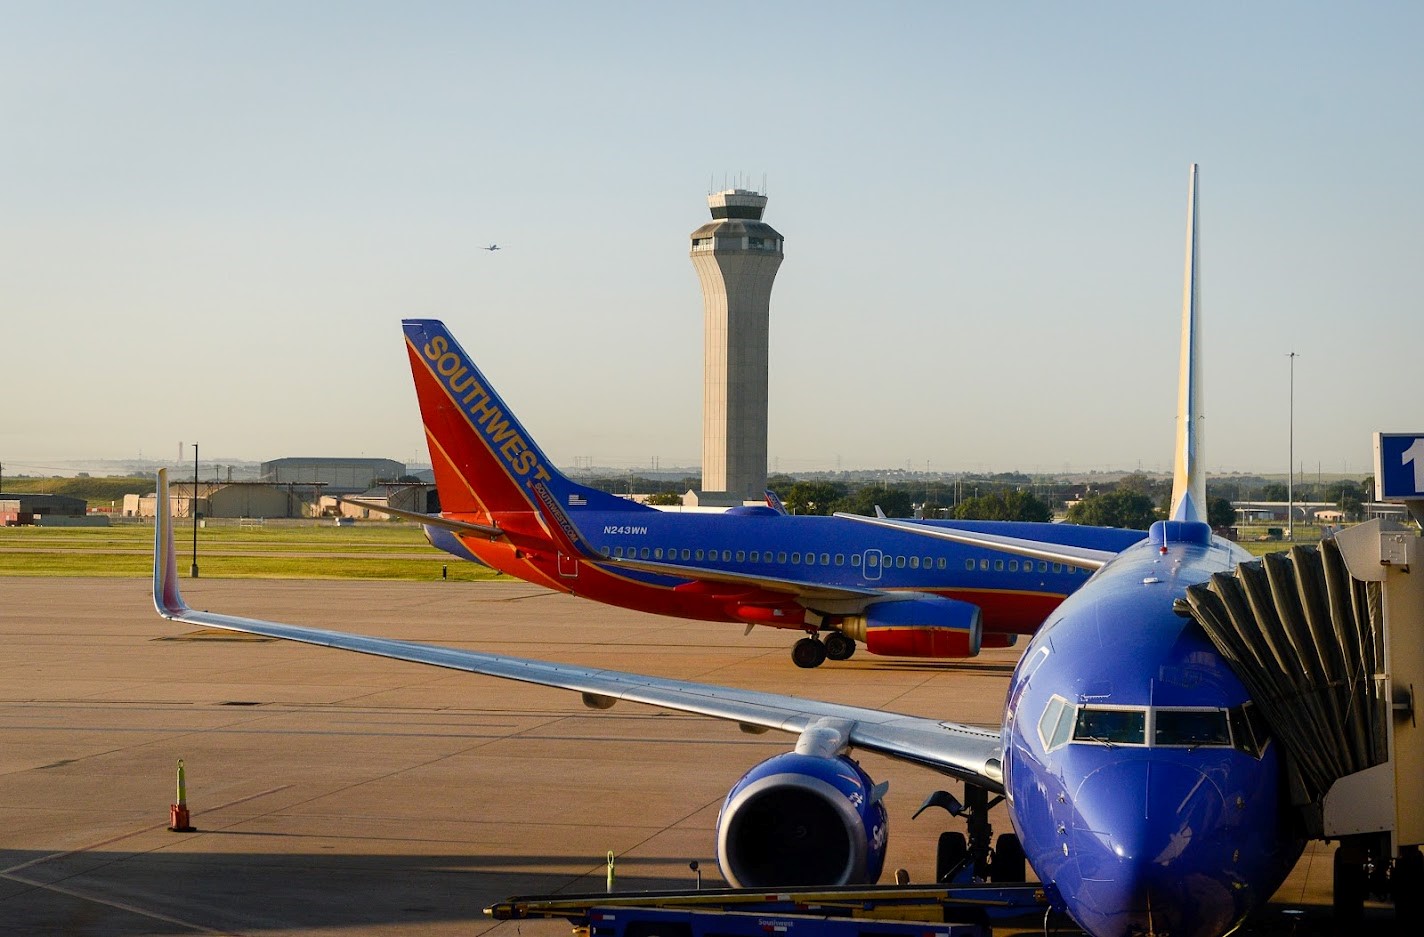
[
  {"left": 125, "top": 482, "right": 306, "bottom": 519},
  {"left": 1231, "top": 500, "right": 1339, "bottom": 523},
  {"left": 1, "top": 492, "right": 89, "bottom": 526},
  {"left": 260, "top": 458, "right": 406, "bottom": 494},
  {"left": 319, "top": 484, "right": 437, "bottom": 519}
]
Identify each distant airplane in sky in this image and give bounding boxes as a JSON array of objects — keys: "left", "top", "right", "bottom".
[
  {"left": 153, "top": 165, "right": 1332, "bottom": 936},
  {"left": 352, "top": 317, "right": 1141, "bottom": 667},
  {"left": 481, "top": 243, "right": 502, "bottom": 251}
]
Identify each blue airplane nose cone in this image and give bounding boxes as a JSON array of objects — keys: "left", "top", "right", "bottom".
[{"left": 1065, "top": 759, "right": 1241, "bottom": 937}]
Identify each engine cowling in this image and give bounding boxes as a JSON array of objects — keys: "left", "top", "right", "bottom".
[
  {"left": 716, "top": 752, "right": 888, "bottom": 888},
  {"left": 838, "top": 595, "right": 983, "bottom": 658}
]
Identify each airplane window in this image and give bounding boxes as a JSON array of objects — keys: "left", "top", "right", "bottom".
[
  {"left": 600, "top": 546, "right": 610, "bottom": 556},
  {"left": 851, "top": 554, "right": 861, "bottom": 566},
  {"left": 640, "top": 548, "right": 651, "bottom": 559},
  {"left": 1073, "top": 708, "right": 1146, "bottom": 745},
  {"left": 965, "top": 559, "right": 975, "bottom": 571},
  {"left": 923, "top": 556, "right": 932, "bottom": 568},
  {"left": 736, "top": 550, "right": 745, "bottom": 562},
  {"left": 979, "top": 559, "right": 989, "bottom": 571},
  {"left": 1049, "top": 703, "right": 1075, "bottom": 750},
  {"left": 895, "top": 556, "right": 906, "bottom": 568},
  {"left": 804, "top": 553, "right": 815, "bottom": 566},
  {"left": 1155, "top": 709, "right": 1230, "bottom": 748},
  {"left": 1037, "top": 696, "right": 1066, "bottom": 750},
  {"left": 867, "top": 553, "right": 878, "bottom": 567},
  {"left": 1246, "top": 702, "right": 1270, "bottom": 747},
  {"left": 1052, "top": 563, "right": 1062, "bottom": 573},
  {"left": 1038, "top": 562, "right": 1048, "bottom": 572},
  {"left": 654, "top": 548, "right": 663, "bottom": 559},
  {"left": 778, "top": 551, "right": 788, "bottom": 563},
  {"left": 820, "top": 553, "right": 830, "bottom": 565},
  {"left": 750, "top": 550, "right": 759, "bottom": 562},
  {"left": 695, "top": 549, "right": 704, "bottom": 560},
  {"left": 910, "top": 557, "right": 920, "bottom": 569},
  {"left": 835, "top": 553, "right": 845, "bottom": 565},
  {"left": 791, "top": 552, "right": 801, "bottom": 563},
  {"left": 722, "top": 550, "right": 731, "bottom": 562},
  {"left": 1228, "top": 707, "right": 1257, "bottom": 757},
  {"left": 994, "top": 560, "right": 1004, "bottom": 571},
  {"left": 614, "top": 547, "right": 624, "bottom": 557},
  {"left": 937, "top": 558, "right": 946, "bottom": 569},
  {"left": 1009, "top": 560, "right": 1019, "bottom": 571},
  {"left": 1228, "top": 703, "right": 1270, "bottom": 757},
  {"left": 681, "top": 549, "right": 691, "bottom": 560}
]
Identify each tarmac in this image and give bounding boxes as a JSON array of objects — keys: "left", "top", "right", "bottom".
[{"left": 0, "top": 576, "right": 1370, "bottom": 935}]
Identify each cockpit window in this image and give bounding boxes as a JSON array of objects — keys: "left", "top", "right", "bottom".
[
  {"left": 1073, "top": 707, "right": 1146, "bottom": 746},
  {"left": 1228, "top": 702, "right": 1270, "bottom": 758},
  {"left": 1037, "top": 694, "right": 1075, "bottom": 752},
  {"left": 1154, "top": 708, "right": 1231, "bottom": 747}
]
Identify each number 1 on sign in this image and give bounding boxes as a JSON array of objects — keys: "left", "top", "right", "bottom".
[{"left": 1404, "top": 438, "right": 1424, "bottom": 492}]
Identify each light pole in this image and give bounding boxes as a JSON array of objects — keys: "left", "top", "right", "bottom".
[
  {"left": 191, "top": 442, "right": 200, "bottom": 578},
  {"left": 1287, "top": 352, "right": 1297, "bottom": 541}
]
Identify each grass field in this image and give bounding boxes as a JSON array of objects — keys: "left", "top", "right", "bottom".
[
  {"left": 0, "top": 523, "right": 504, "bottom": 581},
  {"left": 2, "top": 517, "right": 1320, "bottom": 579}
]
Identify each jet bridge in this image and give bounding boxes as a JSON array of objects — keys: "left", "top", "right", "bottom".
[{"left": 1180, "top": 513, "right": 1424, "bottom": 926}]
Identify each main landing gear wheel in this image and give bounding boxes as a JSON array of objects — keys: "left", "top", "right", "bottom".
[
  {"left": 823, "top": 631, "right": 856, "bottom": 661},
  {"left": 1395, "top": 845, "right": 1424, "bottom": 930},
  {"left": 791, "top": 637, "right": 827, "bottom": 669},
  {"left": 1333, "top": 843, "right": 1368, "bottom": 927},
  {"left": 936, "top": 831, "right": 968, "bottom": 883},
  {"left": 989, "top": 832, "right": 1026, "bottom": 882}
]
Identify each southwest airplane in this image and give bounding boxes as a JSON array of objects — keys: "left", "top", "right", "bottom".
[
  {"left": 355, "top": 319, "right": 1143, "bottom": 668},
  {"left": 153, "top": 166, "right": 1301, "bottom": 936}
]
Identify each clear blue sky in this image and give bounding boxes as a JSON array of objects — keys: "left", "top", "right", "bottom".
[{"left": 4, "top": 2, "right": 1419, "bottom": 478}]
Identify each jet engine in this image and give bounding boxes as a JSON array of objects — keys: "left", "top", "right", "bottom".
[
  {"left": 716, "top": 750, "right": 888, "bottom": 888},
  {"left": 838, "top": 595, "right": 983, "bottom": 658}
]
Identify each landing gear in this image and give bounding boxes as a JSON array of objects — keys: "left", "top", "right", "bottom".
[
  {"left": 791, "top": 637, "right": 827, "bottom": 669},
  {"left": 823, "top": 631, "right": 856, "bottom": 661},
  {"left": 989, "top": 832, "right": 1026, "bottom": 882},
  {"left": 916, "top": 783, "right": 1009, "bottom": 883},
  {"left": 1394, "top": 845, "right": 1423, "bottom": 930},
  {"left": 935, "top": 831, "right": 968, "bottom": 883},
  {"left": 1333, "top": 842, "right": 1368, "bottom": 927}
]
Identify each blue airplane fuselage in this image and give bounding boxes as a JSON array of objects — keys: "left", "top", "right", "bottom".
[{"left": 1002, "top": 522, "right": 1304, "bottom": 937}]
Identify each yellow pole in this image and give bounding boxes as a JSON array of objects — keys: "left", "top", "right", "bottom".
[
  {"left": 176, "top": 759, "right": 187, "bottom": 806},
  {"left": 606, "top": 851, "right": 616, "bottom": 893}
]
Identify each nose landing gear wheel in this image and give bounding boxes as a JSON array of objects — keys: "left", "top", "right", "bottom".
[
  {"left": 823, "top": 631, "right": 856, "bottom": 661},
  {"left": 791, "top": 637, "right": 827, "bottom": 668}
]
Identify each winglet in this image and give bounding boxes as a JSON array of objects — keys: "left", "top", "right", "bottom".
[
  {"left": 763, "top": 490, "right": 788, "bottom": 515},
  {"left": 1169, "top": 163, "right": 1207, "bottom": 524},
  {"left": 152, "top": 469, "right": 189, "bottom": 618}
]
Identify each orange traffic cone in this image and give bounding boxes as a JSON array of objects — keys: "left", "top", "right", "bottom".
[{"left": 169, "top": 758, "right": 195, "bottom": 832}]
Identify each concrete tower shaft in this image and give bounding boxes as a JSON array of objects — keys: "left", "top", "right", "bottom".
[{"left": 690, "top": 190, "right": 783, "bottom": 501}]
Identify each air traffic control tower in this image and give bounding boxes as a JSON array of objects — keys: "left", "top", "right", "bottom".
[{"left": 690, "top": 189, "right": 783, "bottom": 504}]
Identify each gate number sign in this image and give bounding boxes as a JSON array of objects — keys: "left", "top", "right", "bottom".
[{"left": 1375, "top": 433, "right": 1424, "bottom": 501}]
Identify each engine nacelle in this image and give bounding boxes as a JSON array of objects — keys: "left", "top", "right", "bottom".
[
  {"left": 716, "top": 752, "right": 888, "bottom": 888},
  {"left": 838, "top": 595, "right": 982, "bottom": 658}
]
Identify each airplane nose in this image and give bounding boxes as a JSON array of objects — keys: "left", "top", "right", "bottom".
[{"left": 1066, "top": 759, "right": 1239, "bottom": 937}]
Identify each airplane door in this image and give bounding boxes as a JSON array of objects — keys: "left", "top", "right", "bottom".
[
  {"left": 861, "top": 549, "right": 883, "bottom": 581},
  {"left": 557, "top": 553, "right": 579, "bottom": 578}
]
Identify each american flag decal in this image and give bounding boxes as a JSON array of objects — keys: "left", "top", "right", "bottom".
[{"left": 568, "top": 493, "right": 587, "bottom": 506}]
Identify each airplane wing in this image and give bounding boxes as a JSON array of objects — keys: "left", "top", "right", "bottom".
[
  {"left": 151, "top": 471, "right": 1003, "bottom": 790},
  {"left": 832, "top": 512, "right": 1121, "bottom": 571},
  {"left": 333, "top": 497, "right": 503, "bottom": 538}
]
